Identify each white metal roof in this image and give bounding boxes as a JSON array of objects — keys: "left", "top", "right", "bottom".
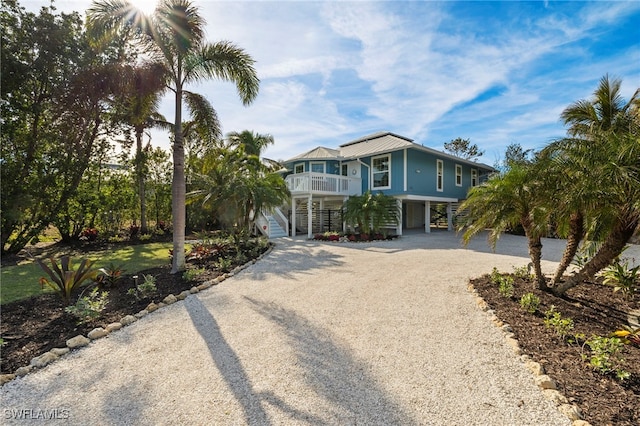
[{"left": 285, "top": 146, "right": 341, "bottom": 162}]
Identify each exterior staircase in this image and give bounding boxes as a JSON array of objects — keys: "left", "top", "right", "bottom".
[{"left": 256, "top": 208, "right": 288, "bottom": 239}]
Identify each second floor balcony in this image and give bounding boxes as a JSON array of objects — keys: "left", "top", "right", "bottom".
[{"left": 285, "top": 172, "right": 362, "bottom": 196}]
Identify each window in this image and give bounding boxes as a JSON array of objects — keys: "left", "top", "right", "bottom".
[
  {"left": 471, "top": 169, "right": 478, "bottom": 187},
  {"left": 436, "top": 159, "right": 443, "bottom": 192},
  {"left": 372, "top": 155, "right": 390, "bottom": 189},
  {"left": 294, "top": 163, "right": 305, "bottom": 174},
  {"left": 341, "top": 164, "right": 348, "bottom": 176},
  {"left": 310, "top": 162, "right": 325, "bottom": 173},
  {"left": 455, "top": 164, "right": 462, "bottom": 186}
]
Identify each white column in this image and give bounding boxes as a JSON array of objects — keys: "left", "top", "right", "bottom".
[
  {"left": 307, "top": 195, "right": 313, "bottom": 239},
  {"left": 447, "top": 202, "right": 453, "bottom": 231},
  {"left": 397, "top": 199, "right": 403, "bottom": 236},
  {"left": 291, "top": 198, "right": 296, "bottom": 237},
  {"left": 425, "top": 201, "right": 431, "bottom": 233}
]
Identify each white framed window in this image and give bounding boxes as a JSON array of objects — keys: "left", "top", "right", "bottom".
[
  {"left": 294, "top": 163, "right": 305, "bottom": 174},
  {"left": 310, "top": 162, "right": 325, "bottom": 174},
  {"left": 436, "top": 159, "right": 444, "bottom": 192},
  {"left": 455, "top": 164, "right": 462, "bottom": 186},
  {"left": 372, "top": 154, "right": 390, "bottom": 189},
  {"left": 471, "top": 169, "right": 478, "bottom": 187},
  {"left": 341, "top": 164, "right": 348, "bottom": 176}
]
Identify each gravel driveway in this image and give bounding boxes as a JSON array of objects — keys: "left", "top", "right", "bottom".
[{"left": 1, "top": 231, "right": 574, "bottom": 425}]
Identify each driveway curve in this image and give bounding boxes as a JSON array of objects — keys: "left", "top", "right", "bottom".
[{"left": 2, "top": 232, "right": 574, "bottom": 425}]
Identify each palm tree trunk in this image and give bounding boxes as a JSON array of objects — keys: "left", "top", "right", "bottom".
[
  {"left": 171, "top": 81, "right": 186, "bottom": 273},
  {"left": 523, "top": 219, "right": 547, "bottom": 290},
  {"left": 135, "top": 127, "right": 148, "bottom": 234},
  {"left": 552, "top": 211, "right": 584, "bottom": 285},
  {"left": 553, "top": 213, "right": 639, "bottom": 295}
]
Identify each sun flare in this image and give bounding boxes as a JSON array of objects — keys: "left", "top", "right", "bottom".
[{"left": 130, "top": 0, "right": 157, "bottom": 16}]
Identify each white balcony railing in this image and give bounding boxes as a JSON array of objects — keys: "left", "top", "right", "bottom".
[{"left": 285, "top": 172, "right": 361, "bottom": 196}]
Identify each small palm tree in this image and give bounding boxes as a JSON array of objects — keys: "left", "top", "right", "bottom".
[
  {"left": 88, "top": 0, "right": 259, "bottom": 273},
  {"left": 343, "top": 191, "right": 400, "bottom": 236},
  {"left": 458, "top": 163, "right": 551, "bottom": 290}
]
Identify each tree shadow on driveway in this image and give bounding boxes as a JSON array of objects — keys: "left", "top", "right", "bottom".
[{"left": 245, "top": 296, "right": 416, "bottom": 425}]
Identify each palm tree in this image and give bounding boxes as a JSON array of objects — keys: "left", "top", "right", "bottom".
[
  {"left": 458, "top": 163, "right": 551, "bottom": 290},
  {"left": 88, "top": 0, "right": 259, "bottom": 272},
  {"left": 226, "top": 130, "right": 274, "bottom": 157},
  {"left": 113, "top": 62, "right": 167, "bottom": 234},
  {"left": 549, "top": 75, "right": 640, "bottom": 295},
  {"left": 342, "top": 191, "right": 400, "bottom": 236}
]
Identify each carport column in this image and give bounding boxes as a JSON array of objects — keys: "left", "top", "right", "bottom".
[
  {"left": 396, "top": 199, "right": 402, "bottom": 236},
  {"left": 425, "top": 201, "right": 431, "bottom": 233},
  {"left": 291, "top": 198, "right": 296, "bottom": 237},
  {"left": 307, "top": 194, "right": 313, "bottom": 239},
  {"left": 447, "top": 202, "right": 453, "bottom": 231},
  {"left": 342, "top": 196, "right": 348, "bottom": 233}
]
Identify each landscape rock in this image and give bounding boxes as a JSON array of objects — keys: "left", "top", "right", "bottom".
[
  {"left": 189, "top": 286, "right": 199, "bottom": 294},
  {"left": 50, "top": 347, "right": 70, "bottom": 356},
  {"left": 559, "top": 404, "right": 582, "bottom": 420},
  {"left": 177, "top": 290, "right": 190, "bottom": 300},
  {"left": 525, "top": 360, "right": 544, "bottom": 376},
  {"left": 572, "top": 420, "right": 592, "bottom": 426},
  {"left": 505, "top": 337, "right": 521, "bottom": 355},
  {"left": 120, "top": 315, "right": 137, "bottom": 325},
  {"left": 135, "top": 310, "right": 149, "bottom": 319},
  {"left": 196, "top": 282, "right": 212, "bottom": 291},
  {"left": 30, "top": 352, "right": 58, "bottom": 368},
  {"left": 66, "top": 335, "right": 90, "bottom": 349},
  {"left": 106, "top": 322, "right": 122, "bottom": 332},
  {"left": 534, "top": 374, "right": 557, "bottom": 390},
  {"left": 88, "top": 328, "right": 108, "bottom": 340},
  {"left": 146, "top": 302, "right": 159, "bottom": 312},
  {"left": 14, "top": 366, "right": 32, "bottom": 376},
  {"left": 163, "top": 294, "right": 178, "bottom": 305},
  {"left": 543, "top": 389, "right": 568, "bottom": 405},
  {"left": 1, "top": 374, "right": 16, "bottom": 385}
]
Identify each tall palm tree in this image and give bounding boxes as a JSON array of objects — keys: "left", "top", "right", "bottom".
[
  {"left": 458, "top": 163, "right": 551, "bottom": 290},
  {"left": 114, "top": 62, "right": 167, "bottom": 234},
  {"left": 549, "top": 75, "right": 640, "bottom": 295},
  {"left": 226, "top": 130, "right": 274, "bottom": 157},
  {"left": 88, "top": 0, "right": 259, "bottom": 272}
]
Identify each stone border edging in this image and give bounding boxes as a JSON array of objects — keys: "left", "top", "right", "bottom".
[
  {"left": 0, "top": 243, "right": 275, "bottom": 387},
  {"left": 467, "top": 283, "right": 592, "bottom": 426}
]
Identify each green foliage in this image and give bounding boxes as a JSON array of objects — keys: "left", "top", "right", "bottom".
[
  {"left": 512, "top": 264, "right": 533, "bottom": 280},
  {"left": 612, "top": 326, "right": 640, "bottom": 347},
  {"left": 214, "top": 257, "right": 234, "bottom": 273},
  {"left": 489, "top": 267, "right": 502, "bottom": 284},
  {"left": 36, "top": 256, "right": 100, "bottom": 305},
  {"left": 497, "top": 275, "right": 515, "bottom": 298},
  {"left": 443, "top": 137, "right": 483, "bottom": 161},
  {"left": 582, "top": 335, "right": 630, "bottom": 380},
  {"left": 65, "top": 287, "right": 109, "bottom": 324},
  {"left": 182, "top": 268, "right": 205, "bottom": 282},
  {"left": 342, "top": 191, "right": 400, "bottom": 235},
  {"left": 519, "top": 292, "right": 540, "bottom": 313},
  {"left": 543, "top": 306, "right": 574, "bottom": 340},
  {"left": 139, "top": 234, "right": 153, "bottom": 242},
  {"left": 98, "top": 263, "right": 126, "bottom": 288},
  {"left": 601, "top": 258, "right": 639, "bottom": 300},
  {"left": 127, "top": 274, "right": 157, "bottom": 300}
]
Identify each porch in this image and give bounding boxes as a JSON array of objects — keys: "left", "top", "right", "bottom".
[{"left": 285, "top": 172, "right": 361, "bottom": 196}]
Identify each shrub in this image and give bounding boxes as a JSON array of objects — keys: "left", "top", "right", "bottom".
[
  {"left": 65, "top": 287, "right": 109, "bottom": 324},
  {"left": 129, "top": 224, "right": 140, "bottom": 238},
  {"left": 36, "top": 256, "right": 100, "bottom": 305},
  {"left": 139, "top": 233, "right": 153, "bottom": 242},
  {"left": 215, "top": 257, "right": 233, "bottom": 272},
  {"left": 582, "top": 335, "right": 630, "bottom": 380},
  {"left": 98, "top": 263, "right": 125, "bottom": 288},
  {"left": 512, "top": 264, "right": 533, "bottom": 280},
  {"left": 183, "top": 268, "right": 205, "bottom": 282},
  {"left": 601, "top": 259, "right": 638, "bottom": 300},
  {"left": 108, "top": 235, "right": 126, "bottom": 243},
  {"left": 543, "top": 306, "right": 574, "bottom": 341},
  {"left": 127, "top": 274, "right": 157, "bottom": 300},
  {"left": 497, "top": 275, "right": 515, "bottom": 298},
  {"left": 80, "top": 228, "right": 98, "bottom": 242},
  {"left": 612, "top": 326, "right": 640, "bottom": 347},
  {"left": 489, "top": 267, "right": 502, "bottom": 284},
  {"left": 519, "top": 292, "right": 540, "bottom": 313}
]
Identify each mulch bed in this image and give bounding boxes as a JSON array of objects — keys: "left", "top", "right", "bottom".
[
  {"left": 472, "top": 274, "right": 639, "bottom": 425},
  {"left": 1, "top": 241, "right": 269, "bottom": 375}
]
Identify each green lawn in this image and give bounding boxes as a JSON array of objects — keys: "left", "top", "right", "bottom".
[{"left": 1, "top": 242, "right": 178, "bottom": 304}]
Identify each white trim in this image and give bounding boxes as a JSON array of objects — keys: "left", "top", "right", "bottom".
[
  {"left": 294, "top": 162, "right": 305, "bottom": 174},
  {"left": 310, "top": 161, "right": 325, "bottom": 174},
  {"left": 455, "top": 164, "right": 462, "bottom": 187},
  {"left": 403, "top": 149, "right": 408, "bottom": 192},
  {"left": 436, "top": 159, "right": 444, "bottom": 192},
  {"left": 396, "top": 194, "right": 458, "bottom": 202},
  {"left": 371, "top": 154, "right": 391, "bottom": 190}
]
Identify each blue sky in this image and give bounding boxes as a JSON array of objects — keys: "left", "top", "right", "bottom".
[{"left": 23, "top": 1, "right": 640, "bottom": 165}]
